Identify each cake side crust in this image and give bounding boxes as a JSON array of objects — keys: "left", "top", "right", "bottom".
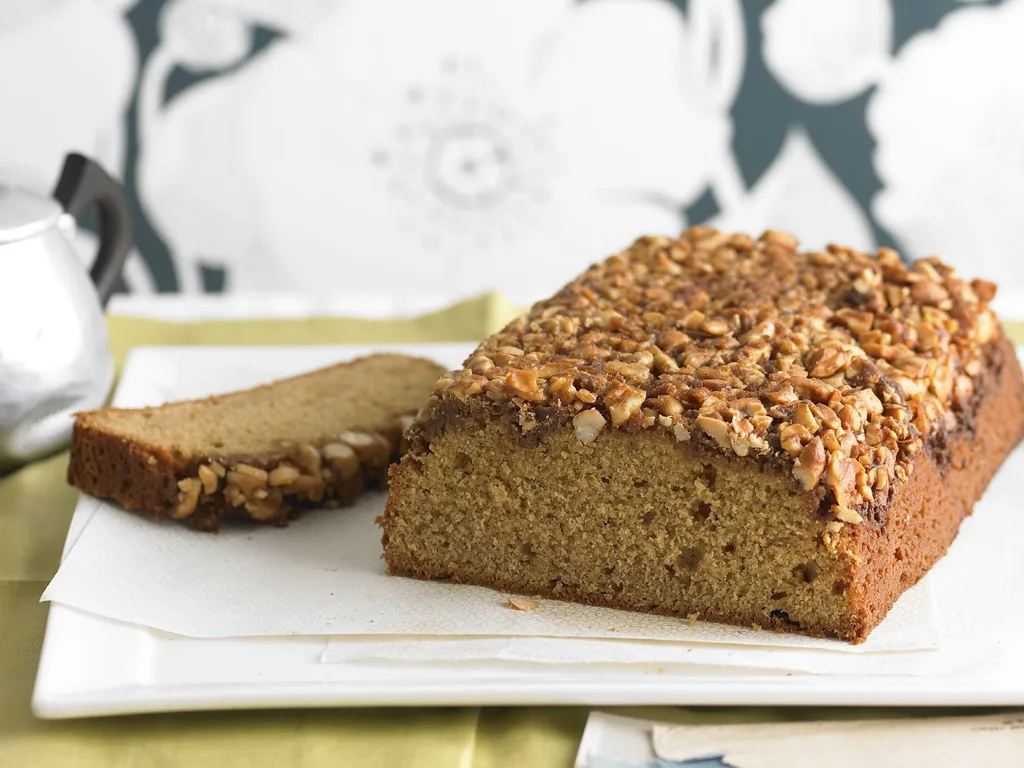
[{"left": 843, "top": 336, "right": 1024, "bottom": 636}]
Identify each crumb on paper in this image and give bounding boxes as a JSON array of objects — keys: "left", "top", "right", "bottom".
[
  {"left": 508, "top": 597, "right": 539, "bottom": 611},
  {"left": 752, "top": 623, "right": 762, "bottom": 632},
  {"left": 687, "top": 612, "right": 700, "bottom": 627}
]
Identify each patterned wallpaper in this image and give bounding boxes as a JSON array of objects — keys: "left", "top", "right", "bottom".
[{"left": 0, "top": 0, "right": 1018, "bottom": 305}]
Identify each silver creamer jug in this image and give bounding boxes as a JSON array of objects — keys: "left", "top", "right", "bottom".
[{"left": 0, "top": 153, "right": 132, "bottom": 473}]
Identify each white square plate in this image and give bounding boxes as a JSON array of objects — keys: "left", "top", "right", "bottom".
[{"left": 32, "top": 345, "right": 1024, "bottom": 718}]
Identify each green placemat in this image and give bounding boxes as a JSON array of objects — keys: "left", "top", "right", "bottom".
[{"left": 1, "top": 303, "right": 1020, "bottom": 767}]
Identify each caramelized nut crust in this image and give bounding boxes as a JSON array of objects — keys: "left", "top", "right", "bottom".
[
  {"left": 169, "top": 414, "right": 417, "bottom": 525},
  {"left": 419, "top": 228, "right": 1005, "bottom": 525}
]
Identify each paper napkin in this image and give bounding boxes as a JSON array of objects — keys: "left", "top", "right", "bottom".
[{"left": 575, "top": 712, "right": 1024, "bottom": 768}]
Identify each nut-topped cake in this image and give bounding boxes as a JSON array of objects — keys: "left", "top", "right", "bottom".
[
  {"left": 381, "top": 228, "right": 1024, "bottom": 642},
  {"left": 69, "top": 354, "right": 444, "bottom": 531}
]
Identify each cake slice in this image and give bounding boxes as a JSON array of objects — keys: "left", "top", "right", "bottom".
[
  {"left": 68, "top": 353, "right": 445, "bottom": 530},
  {"left": 382, "top": 229, "right": 1024, "bottom": 642}
]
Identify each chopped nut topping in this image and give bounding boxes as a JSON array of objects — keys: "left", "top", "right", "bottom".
[
  {"left": 268, "top": 464, "right": 301, "bottom": 487},
  {"left": 697, "top": 414, "right": 731, "bottom": 452},
  {"left": 793, "top": 402, "right": 819, "bottom": 432},
  {"left": 245, "top": 488, "right": 283, "bottom": 521},
  {"left": 197, "top": 464, "right": 219, "bottom": 495},
  {"left": 338, "top": 432, "right": 391, "bottom": 467},
  {"left": 792, "top": 437, "right": 826, "bottom": 491},
  {"left": 419, "top": 227, "right": 1004, "bottom": 524},
  {"left": 806, "top": 344, "right": 847, "bottom": 378},
  {"left": 172, "top": 477, "right": 202, "bottom": 519},
  {"left": 972, "top": 279, "right": 998, "bottom": 303},
  {"left": 223, "top": 484, "right": 246, "bottom": 507},
  {"left": 506, "top": 369, "right": 545, "bottom": 403},
  {"left": 573, "top": 409, "right": 607, "bottom": 444},
  {"left": 606, "top": 385, "right": 646, "bottom": 426},
  {"left": 834, "top": 505, "right": 864, "bottom": 525},
  {"left": 226, "top": 465, "right": 268, "bottom": 498},
  {"left": 779, "top": 423, "right": 813, "bottom": 456},
  {"left": 321, "top": 442, "right": 360, "bottom": 479},
  {"left": 291, "top": 444, "right": 323, "bottom": 477}
]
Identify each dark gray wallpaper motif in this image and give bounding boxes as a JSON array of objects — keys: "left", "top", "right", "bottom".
[
  {"left": 115, "top": 0, "right": 1006, "bottom": 293},
  {"left": 120, "top": 1, "right": 282, "bottom": 292}
]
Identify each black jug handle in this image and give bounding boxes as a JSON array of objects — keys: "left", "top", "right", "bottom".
[{"left": 52, "top": 153, "right": 133, "bottom": 308}]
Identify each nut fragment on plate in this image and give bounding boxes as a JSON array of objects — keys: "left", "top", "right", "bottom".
[{"left": 508, "top": 597, "right": 540, "bottom": 611}]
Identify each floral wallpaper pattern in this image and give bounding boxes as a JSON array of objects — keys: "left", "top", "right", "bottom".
[{"left": 0, "top": 0, "right": 1018, "bottom": 305}]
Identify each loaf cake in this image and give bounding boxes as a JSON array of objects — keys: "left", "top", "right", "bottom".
[
  {"left": 382, "top": 228, "right": 1024, "bottom": 642},
  {"left": 69, "top": 353, "right": 444, "bottom": 531}
]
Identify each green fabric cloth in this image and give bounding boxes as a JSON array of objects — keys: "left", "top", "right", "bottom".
[{"left": 1, "top": 300, "right": 1021, "bottom": 767}]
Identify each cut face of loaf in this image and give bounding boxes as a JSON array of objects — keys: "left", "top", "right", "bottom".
[
  {"left": 382, "top": 228, "right": 1024, "bottom": 643},
  {"left": 68, "top": 353, "right": 445, "bottom": 530}
]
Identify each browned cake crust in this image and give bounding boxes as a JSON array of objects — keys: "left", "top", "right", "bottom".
[
  {"left": 844, "top": 335, "right": 1023, "bottom": 637},
  {"left": 68, "top": 353, "right": 444, "bottom": 531},
  {"left": 381, "top": 228, "right": 1024, "bottom": 642}
]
